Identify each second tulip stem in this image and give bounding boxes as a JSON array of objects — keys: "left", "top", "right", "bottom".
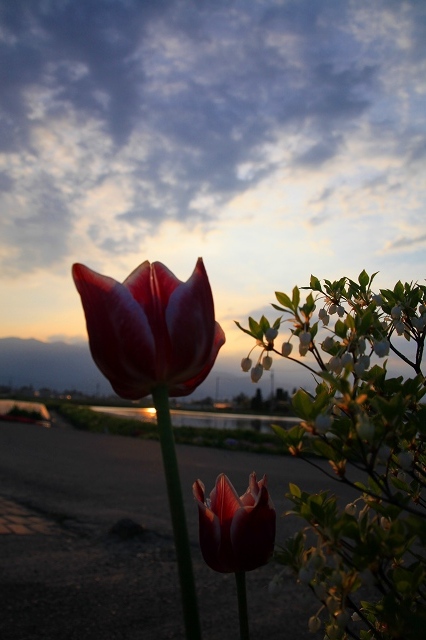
[
  {"left": 152, "top": 385, "right": 202, "bottom": 640},
  {"left": 235, "top": 571, "right": 250, "bottom": 640}
]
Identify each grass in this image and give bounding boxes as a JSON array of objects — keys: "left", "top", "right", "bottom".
[{"left": 48, "top": 401, "right": 290, "bottom": 455}]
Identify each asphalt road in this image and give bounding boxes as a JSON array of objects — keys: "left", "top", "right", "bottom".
[
  {"left": 0, "top": 417, "right": 360, "bottom": 640},
  {"left": 0, "top": 418, "right": 357, "bottom": 540}
]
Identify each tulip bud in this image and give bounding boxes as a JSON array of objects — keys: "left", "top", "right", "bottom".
[
  {"left": 193, "top": 473, "right": 276, "bottom": 573},
  {"left": 282, "top": 342, "right": 293, "bottom": 357},
  {"left": 336, "top": 305, "right": 345, "bottom": 317},
  {"left": 241, "top": 357, "right": 252, "bottom": 372},
  {"left": 329, "top": 303, "right": 337, "bottom": 315}
]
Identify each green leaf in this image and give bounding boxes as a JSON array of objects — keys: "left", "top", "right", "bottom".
[
  {"left": 288, "top": 483, "right": 301, "bottom": 498},
  {"left": 248, "top": 316, "right": 263, "bottom": 340},
  {"left": 292, "top": 286, "right": 300, "bottom": 308},
  {"left": 394, "top": 280, "right": 404, "bottom": 298},
  {"left": 275, "top": 291, "right": 293, "bottom": 310},
  {"left": 292, "top": 389, "right": 314, "bottom": 420},
  {"left": 310, "top": 275, "right": 322, "bottom": 291},
  {"left": 359, "top": 309, "right": 373, "bottom": 334},
  {"left": 334, "top": 319, "right": 348, "bottom": 339},
  {"left": 358, "top": 269, "right": 370, "bottom": 289}
]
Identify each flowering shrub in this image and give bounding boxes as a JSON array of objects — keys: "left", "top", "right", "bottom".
[{"left": 238, "top": 271, "right": 426, "bottom": 639}]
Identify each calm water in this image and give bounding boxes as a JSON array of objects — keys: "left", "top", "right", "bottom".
[{"left": 91, "top": 406, "right": 299, "bottom": 434}]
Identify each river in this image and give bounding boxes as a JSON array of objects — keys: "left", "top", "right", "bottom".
[{"left": 91, "top": 406, "right": 299, "bottom": 434}]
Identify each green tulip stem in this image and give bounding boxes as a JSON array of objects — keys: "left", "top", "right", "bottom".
[
  {"left": 152, "top": 385, "right": 202, "bottom": 640},
  {"left": 235, "top": 571, "right": 250, "bottom": 640}
]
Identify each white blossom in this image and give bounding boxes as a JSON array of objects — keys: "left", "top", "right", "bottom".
[
  {"left": 299, "top": 330, "right": 311, "bottom": 346},
  {"left": 322, "top": 336, "right": 335, "bottom": 352},
  {"left": 308, "top": 616, "right": 321, "bottom": 633},
  {"left": 354, "top": 355, "right": 370, "bottom": 376},
  {"left": 412, "top": 316, "right": 426, "bottom": 331},
  {"left": 340, "top": 352, "right": 353, "bottom": 368},
  {"left": 251, "top": 364, "right": 263, "bottom": 383},
  {"left": 356, "top": 417, "right": 375, "bottom": 441},
  {"left": 262, "top": 355, "right": 273, "bottom": 370},
  {"left": 299, "top": 343, "right": 309, "bottom": 356},
  {"left": 345, "top": 503, "right": 357, "bottom": 516},
  {"left": 265, "top": 327, "right": 278, "bottom": 341},
  {"left": 394, "top": 320, "right": 405, "bottom": 335},
  {"left": 391, "top": 305, "right": 402, "bottom": 320},
  {"left": 357, "top": 338, "right": 366, "bottom": 354},
  {"left": 327, "top": 355, "right": 343, "bottom": 374},
  {"left": 240, "top": 357, "right": 252, "bottom": 372},
  {"left": 373, "top": 339, "right": 390, "bottom": 357},
  {"left": 281, "top": 342, "right": 293, "bottom": 357}
]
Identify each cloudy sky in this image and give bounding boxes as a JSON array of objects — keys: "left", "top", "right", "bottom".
[{"left": 0, "top": 0, "right": 425, "bottom": 396}]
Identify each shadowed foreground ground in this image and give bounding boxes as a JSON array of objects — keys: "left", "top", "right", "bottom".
[{"left": 0, "top": 415, "right": 356, "bottom": 639}]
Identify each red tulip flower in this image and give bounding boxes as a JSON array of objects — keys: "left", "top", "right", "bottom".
[
  {"left": 193, "top": 472, "right": 276, "bottom": 573},
  {"left": 72, "top": 257, "right": 225, "bottom": 399}
]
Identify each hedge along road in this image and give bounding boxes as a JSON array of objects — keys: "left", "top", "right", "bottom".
[{"left": 0, "top": 417, "right": 359, "bottom": 540}]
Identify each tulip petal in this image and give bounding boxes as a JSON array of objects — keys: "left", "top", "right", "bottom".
[
  {"left": 230, "top": 482, "right": 276, "bottom": 572},
  {"left": 193, "top": 480, "right": 225, "bottom": 572},
  {"left": 168, "top": 322, "right": 226, "bottom": 397},
  {"left": 239, "top": 471, "right": 260, "bottom": 507},
  {"left": 210, "top": 474, "right": 242, "bottom": 524},
  {"left": 165, "top": 258, "right": 218, "bottom": 381},
  {"left": 72, "top": 263, "right": 156, "bottom": 399}
]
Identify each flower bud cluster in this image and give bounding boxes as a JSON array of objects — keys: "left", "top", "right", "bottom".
[
  {"left": 318, "top": 308, "right": 330, "bottom": 326},
  {"left": 328, "top": 303, "right": 345, "bottom": 317},
  {"left": 240, "top": 323, "right": 281, "bottom": 383}
]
